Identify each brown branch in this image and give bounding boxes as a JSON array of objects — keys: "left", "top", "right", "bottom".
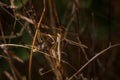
[
  {"left": 28, "top": 0, "right": 46, "bottom": 80},
  {"left": 68, "top": 43, "right": 120, "bottom": 80}
]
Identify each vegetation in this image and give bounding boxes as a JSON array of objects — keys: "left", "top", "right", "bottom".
[{"left": 0, "top": 0, "right": 120, "bottom": 80}]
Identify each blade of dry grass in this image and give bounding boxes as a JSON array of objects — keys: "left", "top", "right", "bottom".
[{"left": 57, "top": 33, "right": 61, "bottom": 63}]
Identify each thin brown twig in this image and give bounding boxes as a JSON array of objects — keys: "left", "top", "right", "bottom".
[
  {"left": 15, "top": 13, "right": 34, "bottom": 24},
  {"left": 0, "top": 43, "right": 77, "bottom": 72},
  {"left": 28, "top": 0, "right": 46, "bottom": 80},
  {"left": 67, "top": 43, "right": 120, "bottom": 80},
  {"left": 8, "top": 18, "right": 17, "bottom": 43},
  {"left": 0, "top": 5, "right": 30, "bottom": 26},
  {"left": 4, "top": 71, "right": 14, "bottom": 80},
  {"left": 64, "top": 38, "right": 87, "bottom": 48},
  {"left": 48, "top": 0, "right": 56, "bottom": 33},
  {"left": 0, "top": 23, "right": 26, "bottom": 39},
  {"left": 0, "top": 55, "right": 9, "bottom": 59},
  {"left": 0, "top": 2, "right": 8, "bottom": 7},
  {"left": 0, "top": 21, "right": 6, "bottom": 43},
  {"left": 77, "top": 37, "right": 89, "bottom": 61},
  {"left": 1, "top": 47, "right": 19, "bottom": 80}
]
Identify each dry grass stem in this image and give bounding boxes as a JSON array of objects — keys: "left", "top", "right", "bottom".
[
  {"left": 16, "top": 13, "right": 34, "bottom": 24},
  {"left": 0, "top": 1, "right": 119, "bottom": 80},
  {"left": 68, "top": 43, "right": 120, "bottom": 80},
  {"left": 0, "top": 43, "right": 77, "bottom": 71},
  {"left": 4, "top": 71, "right": 14, "bottom": 80},
  {"left": 57, "top": 33, "right": 61, "bottom": 63},
  {"left": 64, "top": 38, "right": 87, "bottom": 48},
  {"left": 28, "top": 0, "right": 46, "bottom": 79}
]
